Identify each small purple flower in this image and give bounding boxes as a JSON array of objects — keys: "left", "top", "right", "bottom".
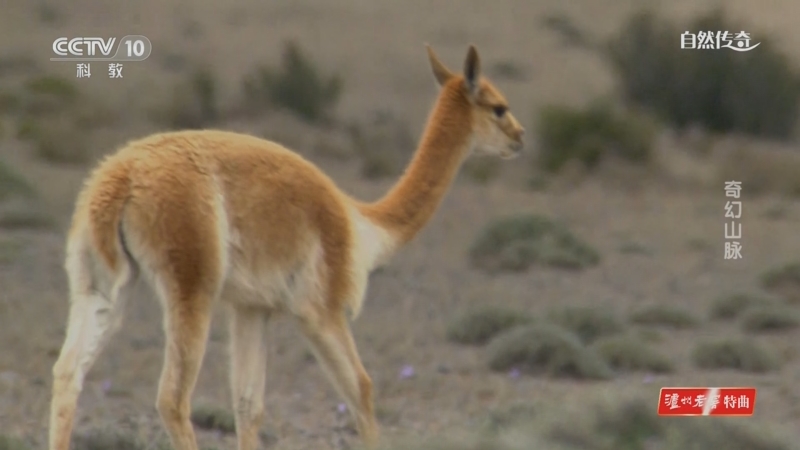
[
  {"left": 337, "top": 403, "right": 347, "bottom": 414},
  {"left": 101, "top": 379, "right": 112, "bottom": 394},
  {"left": 399, "top": 365, "right": 415, "bottom": 379},
  {"left": 508, "top": 368, "right": 521, "bottom": 379}
]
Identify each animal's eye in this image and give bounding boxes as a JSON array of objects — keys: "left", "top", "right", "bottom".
[{"left": 493, "top": 106, "right": 507, "bottom": 118}]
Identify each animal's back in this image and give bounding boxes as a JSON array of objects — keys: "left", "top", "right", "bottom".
[{"left": 71, "top": 129, "right": 356, "bottom": 309}]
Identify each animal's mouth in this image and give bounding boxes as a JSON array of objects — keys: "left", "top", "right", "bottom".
[{"left": 501, "top": 142, "right": 523, "bottom": 159}]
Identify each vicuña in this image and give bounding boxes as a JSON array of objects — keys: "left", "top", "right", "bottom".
[{"left": 48, "top": 44, "right": 524, "bottom": 450}]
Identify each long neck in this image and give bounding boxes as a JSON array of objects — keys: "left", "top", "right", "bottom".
[{"left": 359, "top": 82, "right": 474, "bottom": 246}]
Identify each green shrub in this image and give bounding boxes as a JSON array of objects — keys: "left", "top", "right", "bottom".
[
  {"left": 190, "top": 404, "right": 236, "bottom": 433},
  {"left": 536, "top": 99, "right": 656, "bottom": 173},
  {"left": 709, "top": 293, "right": 775, "bottom": 320},
  {"left": 740, "top": 305, "right": 799, "bottom": 332},
  {"left": 21, "top": 74, "right": 79, "bottom": 114},
  {"left": 591, "top": 335, "right": 674, "bottom": 373},
  {"left": 629, "top": 305, "right": 699, "bottom": 329},
  {"left": 692, "top": 338, "right": 781, "bottom": 373},
  {"left": 0, "top": 435, "right": 31, "bottom": 450},
  {"left": 548, "top": 305, "right": 624, "bottom": 344},
  {"left": 608, "top": 9, "right": 800, "bottom": 140},
  {"left": 469, "top": 214, "right": 600, "bottom": 273},
  {"left": 379, "top": 398, "right": 795, "bottom": 450},
  {"left": 446, "top": 305, "right": 532, "bottom": 345},
  {"left": 486, "top": 324, "right": 613, "bottom": 380},
  {"left": 162, "top": 66, "right": 218, "bottom": 129},
  {"left": 760, "top": 262, "right": 800, "bottom": 303},
  {"left": 242, "top": 40, "right": 342, "bottom": 123},
  {"left": 0, "top": 205, "right": 56, "bottom": 230}
]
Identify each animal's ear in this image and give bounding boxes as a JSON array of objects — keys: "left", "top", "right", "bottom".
[
  {"left": 463, "top": 44, "right": 480, "bottom": 95},
  {"left": 426, "top": 44, "right": 454, "bottom": 87}
]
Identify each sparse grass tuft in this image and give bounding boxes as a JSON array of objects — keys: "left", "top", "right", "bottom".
[
  {"left": 480, "top": 403, "right": 537, "bottom": 434},
  {"left": 16, "top": 117, "right": 91, "bottom": 164},
  {"left": 0, "top": 239, "right": 23, "bottom": 265},
  {"left": 13, "top": 73, "right": 109, "bottom": 165},
  {"left": 0, "top": 159, "right": 37, "bottom": 201},
  {"left": 592, "top": 399, "right": 664, "bottom": 448},
  {"left": 190, "top": 404, "right": 236, "bottom": 433},
  {"left": 242, "top": 40, "right": 342, "bottom": 123},
  {"left": 549, "top": 397, "right": 794, "bottom": 450},
  {"left": 462, "top": 155, "right": 502, "bottom": 185},
  {"left": 716, "top": 145, "right": 800, "bottom": 198},
  {"left": 665, "top": 420, "right": 795, "bottom": 450},
  {"left": 469, "top": 214, "right": 600, "bottom": 273},
  {"left": 548, "top": 305, "right": 624, "bottom": 344},
  {"left": 0, "top": 435, "right": 31, "bottom": 450},
  {"left": 0, "top": 161, "right": 52, "bottom": 230},
  {"left": 536, "top": 99, "right": 657, "bottom": 174},
  {"left": 36, "top": 2, "right": 63, "bottom": 24},
  {"left": 629, "top": 304, "right": 699, "bottom": 329},
  {"left": 692, "top": 338, "right": 781, "bottom": 373},
  {"left": 740, "top": 305, "right": 800, "bottom": 333},
  {"left": 445, "top": 305, "right": 531, "bottom": 346},
  {"left": 24, "top": 74, "right": 78, "bottom": 100},
  {"left": 72, "top": 428, "right": 144, "bottom": 450},
  {"left": 761, "top": 262, "right": 800, "bottom": 303},
  {"left": 591, "top": 334, "right": 674, "bottom": 373},
  {"left": 617, "top": 241, "right": 653, "bottom": 256},
  {"left": 33, "top": 126, "right": 91, "bottom": 164},
  {"left": 486, "top": 324, "right": 613, "bottom": 380},
  {"left": 377, "top": 436, "right": 520, "bottom": 450},
  {"left": 488, "top": 60, "right": 529, "bottom": 81},
  {"left": 710, "top": 293, "right": 775, "bottom": 320},
  {"left": 348, "top": 112, "right": 415, "bottom": 179},
  {"left": 547, "top": 399, "right": 663, "bottom": 449},
  {"left": 0, "top": 90, "right": 21, "bottom": 114}
]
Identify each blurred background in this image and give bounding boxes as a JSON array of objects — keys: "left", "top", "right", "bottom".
[{"left": 1, "top": 1, "right": 800, "bottom": 449}]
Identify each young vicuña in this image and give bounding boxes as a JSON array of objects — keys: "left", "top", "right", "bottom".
[{"left": 48, "top": 44, "right": 524, "bottom": 450}]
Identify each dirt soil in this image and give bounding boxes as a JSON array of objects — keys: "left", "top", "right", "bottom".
[{"left": 1, "top": 1, "right": 800, "bottom": 449}]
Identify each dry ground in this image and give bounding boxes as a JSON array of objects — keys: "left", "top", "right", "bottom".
[{"left": 1, "top": 0, "right": 800, "bottom": 449}]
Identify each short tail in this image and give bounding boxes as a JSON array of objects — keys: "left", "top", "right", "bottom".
[{"left": 81, "top": 158, "right": 134, "bottom": 274}]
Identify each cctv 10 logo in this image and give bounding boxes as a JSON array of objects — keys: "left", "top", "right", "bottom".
[{"left": 51, "top": 35, "right": 152, "bottom": 61}]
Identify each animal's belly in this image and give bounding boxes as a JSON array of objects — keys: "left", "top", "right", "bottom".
[{"left": 218, "top": 253, "right": 320, "bottom": 313}]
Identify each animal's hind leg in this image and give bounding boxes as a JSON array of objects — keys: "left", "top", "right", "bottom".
[
  {"left": 155, "top": 287, "right": 215, "bottom": 450},
  {"left": 295, "top": 307, "right": 379, "bottom": 448},
  {"left": 49, "top": 257, "right": 133, "bottom": 450},
  {"left": 228, "top": 305, "right": 270, "bottom": 450}
]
